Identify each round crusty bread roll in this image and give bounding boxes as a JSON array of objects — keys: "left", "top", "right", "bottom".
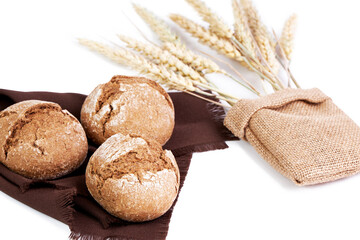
[
  {"left": 0, "top": 100, "right": 88, "bottom": 180},
  {"left": 80, "top": 75, "right": 175, "bottom": 146},
  {"left": 85, "top": 133, "right": 180, "bottom": 222}
]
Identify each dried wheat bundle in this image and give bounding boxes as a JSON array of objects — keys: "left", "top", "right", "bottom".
[{"left": 80, "top": 0, "right": 299, "bottom": 105}]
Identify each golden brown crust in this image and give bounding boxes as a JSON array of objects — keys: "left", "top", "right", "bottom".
[
  {"left": 85, "top": 133, "right": 180, "bottom": 222},
  {"left": 108, "top": 75, "right": 174, "bottom": 109},
  {"left": 80, "top": 75, "right": 175, "bottom": 145},
  {"left": 0, "top": 100, "right": 88, "bottom": 180}
]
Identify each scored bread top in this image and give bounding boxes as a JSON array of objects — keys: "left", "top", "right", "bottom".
[
  {"left": 85, "top": 133, "right": 180, "bottom": 222},
  {"left": 80, "top": 75, "right": 175, "bottom": 145},
  {"left": 86, "top": 133, "right": 179, "bottom": 186},
  {"left": 0, "top": 100, "right": 88, "bottom": 179}
]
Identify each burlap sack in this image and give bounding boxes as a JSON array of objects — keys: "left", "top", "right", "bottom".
[{"left": 224, "top": 88, "right": 360, "bottom": 185}]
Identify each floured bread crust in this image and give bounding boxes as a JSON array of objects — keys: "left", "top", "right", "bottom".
[
  {"left": 0, "top": 100, "right": 88, "bottom": 180},
  {"left": 85, "top": 133, "right": 180, "bottom": 222},
  {"left": 80, "top": 75, "right": 175, "bottom": 145}
]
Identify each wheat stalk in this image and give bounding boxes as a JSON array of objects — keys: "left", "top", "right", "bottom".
[
  {"left": 232, "top": 0, "right": 256, "bottom": 58},
  {"left": 133, "top": 4, "right": 182, "bottom": 47},
  {"left": 273, "top": 29, "right": 300, "bottom": 89},
  {"left": 118, "top": 35, "right": 207, "bottom": 83},
  {"left": 185, "top": 0, "right": 233, "bottom": 39},
  {"left": 240, "top": 0, "right": 275, "bottom": 48},
  {"left": 280, "top": 14, "right": 297, "bottom": 60},
  {"left": 170, "top": 14, "right": 243, "bottom": 62},
  {"left": 238, "top": 0, "right": 279, "bottom": 74}
]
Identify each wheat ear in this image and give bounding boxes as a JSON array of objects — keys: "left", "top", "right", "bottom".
[
  {"left": 78, "top": 39, "right": 195, "bottom": 91},
  {"left": 239, "top": 0, "right": 278, "bottom": 72},
  {"left": 232, "top": 0, "right": 256, "bottom": 58},
  {"left": 163, "top": 42, "right": 221, "bottom": 74},
  {"left": 257, "top": 34, "right": 279, "bottom": 72},
  {"left": 118, "top": 35, "right": 207, "bottom": 83},
  {"left": 133, "top": 4, "right": 182, "bottom": 47},
  {"left": 185, "top": 0, "right": 232, "bottom": 39},
  {"left": 170, "top": 14, "right": 243, "bottom": 62},
  {"left": 280, "top": 14, "right": 297, "bottom": 60},
  {"left": 240, "top": 0, "right": 275, "bottom": 48}
]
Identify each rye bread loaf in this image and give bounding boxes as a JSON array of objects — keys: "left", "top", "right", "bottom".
[
  {"left": 80, "top": 75, "right": 175, "bottom": 146},
  {"left": 85, "top": 133, "right": 180, "bottom": 222},
  {"left": 0, "top": 100, "right": 88, "bottom": 180}
]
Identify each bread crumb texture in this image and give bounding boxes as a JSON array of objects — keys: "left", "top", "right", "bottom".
[
  {"left": 85, "top": 133, "right": 180, "bottom": 222},
  {"left": 0, "top": 100, "right": 88, "bottom": 180},
  {"left": 81, "top": 75, "right": 175, "bottom": 145}
]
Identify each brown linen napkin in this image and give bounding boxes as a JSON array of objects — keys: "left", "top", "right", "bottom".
[
  {"left": 225, "top": 88, "right": 360, "bottom": 185},
  {"left": 0, "top": 89, "right": 236, "bottom": 240}
]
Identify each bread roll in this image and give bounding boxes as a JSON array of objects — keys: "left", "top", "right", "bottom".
[
  {"left": 0, "top": 100, "right": 88, "bottom": 179},
  {"left": 81, "top": 75, "right": 175, "bottom": 145},
  {"left": 85, "top": 133, "right": 180, "bottom": 222}
]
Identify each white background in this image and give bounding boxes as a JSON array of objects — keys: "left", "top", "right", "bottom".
[{"left": 1, "top": 0, "right": 360, "bottom": 239}]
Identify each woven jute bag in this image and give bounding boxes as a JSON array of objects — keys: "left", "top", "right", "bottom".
[{"left": 224, "top": 88, "right": 360, "bottom": 185}]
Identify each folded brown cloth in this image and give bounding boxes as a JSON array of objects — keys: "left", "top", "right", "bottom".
[
  {"left": 0, "top": 89, "right": 236, "bottom": 240},
  {"left": 225, "top": 88, "right": 360, "bottom": 185}
]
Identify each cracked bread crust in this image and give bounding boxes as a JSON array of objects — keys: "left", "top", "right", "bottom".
[
  {"left": 0, "top": 100, "right": 88, "bottom": 180},
  {"left": 80, "top": 75, "right": 175, "bottom": 146},
  {"left": 85, "top": 133, "right": 180, "bottom": 222}
]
